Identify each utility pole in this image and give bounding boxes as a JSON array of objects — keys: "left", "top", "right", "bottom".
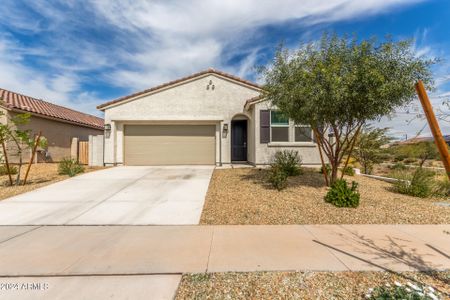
[{"left": 415, "top": 80, "right": 450, "bottom": 179}]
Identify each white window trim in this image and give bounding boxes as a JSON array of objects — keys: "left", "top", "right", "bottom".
[
  {"left": 270, "top": 110, "right": 289, "bottom": 142},
  {"left": 268, "top": 110, "right": 316, "bottom": 145},
  {"left": 294, "top": 123, "right": 314, "bottom": 143}
]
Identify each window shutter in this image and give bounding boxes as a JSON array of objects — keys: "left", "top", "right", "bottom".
[{"left": 260, "top": 110, "right": 270, "bottom": 143}]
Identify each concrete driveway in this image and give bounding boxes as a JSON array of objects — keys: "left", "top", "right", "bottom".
[{"left": 0, "top": 166, "right": 214, "bottom": 225}]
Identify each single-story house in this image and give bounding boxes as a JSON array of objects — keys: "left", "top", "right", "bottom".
[
  {"left": 0, "top": 88, "right": 104, "bottom": 162},
  {"left": 97, "top": 68, "right": 321, "bottom": 166}
]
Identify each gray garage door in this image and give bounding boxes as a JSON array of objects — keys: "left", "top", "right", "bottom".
[{"left": 124, "top": 125, "right": 216, "bottom": 165}]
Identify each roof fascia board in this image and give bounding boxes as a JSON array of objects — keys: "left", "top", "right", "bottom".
[{"left": 98, "top": 72, "right": 262, "bottom": 111}]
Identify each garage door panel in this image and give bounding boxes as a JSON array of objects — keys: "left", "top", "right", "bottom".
[{"left": 124, "top": 125, "right": 215, "bottom": 165}]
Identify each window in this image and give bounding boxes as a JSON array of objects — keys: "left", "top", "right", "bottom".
[
  {"left": 270, "top": 111, "right": 289, "bottom": 142},
  {"left": 295, "top": 125, "right": 313, "bottom": 142}
]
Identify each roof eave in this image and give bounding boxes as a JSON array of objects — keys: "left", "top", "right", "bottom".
[
  {"left": 97, "top": 69, "right": 262, "bottom": 111},
  {"left": 244, "top": 97, "right": 267, "bottom": 110},
  {"left": 9, "top": 108, "right": 104, "bottom": 130}
]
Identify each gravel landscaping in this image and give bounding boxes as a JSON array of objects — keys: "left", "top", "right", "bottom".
[
  {"left": 0, "top": 163, "right": 105, "bottom": 201},
  {"left": 200, "top": 168, "right": 450, "bottom": 224},
  {"left": 176, "top": 271, "right": 450, "bottom": 300}
]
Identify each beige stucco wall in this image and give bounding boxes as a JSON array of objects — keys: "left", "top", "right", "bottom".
[
  {"left": 5, "top": 111, "right": 102, "bottom": 163},
  {"left": 0, "top": 107, "right": 7, "bottom": 125},
  {"left": 102, "top": 73, "right": 322, "bottom": 166},
  {"left": 103, "top": 74, "right": 260, "bottom": 165},
  {"left": 252, "top": 101, "right": 322, "bottom": 166}
]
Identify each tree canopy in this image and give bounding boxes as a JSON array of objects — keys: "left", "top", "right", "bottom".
[{"left": 260, "top": 33, "right": 435, "bottom": 184}]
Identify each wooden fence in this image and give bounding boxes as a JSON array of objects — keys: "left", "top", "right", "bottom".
[{"left": 78, "top": 141, "right": 89, "bottom": 165}]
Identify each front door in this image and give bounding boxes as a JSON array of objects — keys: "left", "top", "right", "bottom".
[{"left": 231, "top": 120, "right": 247, "bottom": 161}]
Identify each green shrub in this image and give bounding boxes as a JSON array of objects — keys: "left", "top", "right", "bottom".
[
  {"left": 0, "top": 164, "right": 18, "bottom": 176},
  {"left": 393, "top": 155, "right": 407, "bottom": 162},
  {"left": 403, "top": 157, "right": 417, "bottom": 164},
  {"left": 392, "top": 168, "right": 435, "bottom": 198},
  {"left": 267, "top": 165, "right": 288, "bottom": 191},
  {"left": 342, "top": 166, "right": 355, "bottom": 176},
  {"left": 319, "top": 163, "right": 331, "bottom": 175},
  {"left": 271, "top": 150, "right": 302, "bottom": 176},
  {"left": 432, "top": 177, "right": 450, "bottom": 197},
  {"left": 324, "top": 179, "right": 360, "bottom": 208},
  {"left": 58, "top": 158, "right": 84, "bottom": 177},
  {"left": 389, "top": 162, "right": 407, "bottom": 171},
  {"left": 366, "top": 281, "right": 441, "bottom": 300}
]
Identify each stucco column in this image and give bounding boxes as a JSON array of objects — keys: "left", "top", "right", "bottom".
[
  {"left": 115, "top": 122, "right": 124, "bottom": 165},
  {"left": 216, "top": 122, "right": 221, "bottom": 166},
  {"left": 103, "top": 121, "right": 115, "bottom": 165}
]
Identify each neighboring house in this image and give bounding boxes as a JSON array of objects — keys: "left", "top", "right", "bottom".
[
  {"left": 393, "top": 135, "right": 450, "bottom": 147},
  {"left": 97, "top": 68, "right": 322, "bottom": 166},
  {"left": 0, "top": 88, "right": 104, "bottom": 163}
]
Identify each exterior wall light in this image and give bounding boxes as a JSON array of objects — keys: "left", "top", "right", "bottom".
[
  {"left": 223, "top": 123, "right": 228, "bottom": 137},
  {"left": 104, "top": 124, "right": 111, "bottom": 131}
]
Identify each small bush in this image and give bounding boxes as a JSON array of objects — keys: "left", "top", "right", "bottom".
[
  {"left": 392, "top": 168, "right": 435, "bottom": 198},
  {"left": 403, "top": 157, "right": 417, "bottom": 164},
  {"left": 319, "top": 163, "right": 331, "bottom": 175},
  {"left": 393, "top": 155, "right": 406, "bottom": 162},
  {"left": 389, "top": 162, "right": 407, "bottom": 171},
  {"left": 271, "top": 150, "right": 302, "bottom": 176},
  {"left": 267, "top": 165, "right": 288, "bottom": 191},
  {"left": 342, "top": 165, "right": 355, "bottom": 176},
  {"left": 366, "top": 281, "right": 441, "bottom": 300},
  {"left": 432, "top": 176, "right": 450, "bottom": 197},
  {"left": 58, "top": 158, "right": 84, "bottom": 177},
  {"left": 324, "top": 179, "right": 360, "bottom": 208},
  {"left": 0, "top": 164, "right": 18, "bottom": 176}
]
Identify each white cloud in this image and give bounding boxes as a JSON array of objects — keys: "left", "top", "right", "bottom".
[{"left": 0, "top": 0, "right": 429, "bottom": 120}]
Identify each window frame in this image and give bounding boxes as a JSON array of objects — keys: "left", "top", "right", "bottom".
[
  {"left": 270, "top": 110, "right": 290, "bottom": 142},
  {"left": 294, "top": 124, "right": 314, "bottom": 142}
]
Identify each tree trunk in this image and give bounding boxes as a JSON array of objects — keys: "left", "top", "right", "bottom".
[
  {"left": 313, "top": 128, "right": 329, "bottom": 186},
  {"left": 1, "top": 141, "right": 13, "bottom": 186},
  {"left": 23, "top": 132, "right": 41, "bottom": 185},
  {"left": 330, "top": 157, "right": 339, "bottom": 185},
  {"left": 15, "top": 151, "right": 22, "bottom": 186},
  {"left": 419, "top": 158, "right": 426, "bottom": 168},
  {"left": 340, "top": 126, "right": 361, "bottom": 180}
]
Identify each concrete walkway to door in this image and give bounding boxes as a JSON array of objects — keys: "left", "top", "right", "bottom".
[
  {"left": 0, "top": 224, "right": 448, "bottom": 276},
  {"left": 0, "top": 166, "right": 214, "bottom": 225}
]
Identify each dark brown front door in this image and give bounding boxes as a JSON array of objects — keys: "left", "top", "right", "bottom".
[{"left": 231, "top": 120, "right": 247, "bottom": 161}]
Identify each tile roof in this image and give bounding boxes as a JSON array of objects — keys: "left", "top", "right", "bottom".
[
  {"left": 244, "top": 95, "right": 265, "bottom": 108},
  {"left": 0, "top": 88, "right": 104, "bottom": 130},
  {"left": 97, "top": 68, "right": 262, "bottom": 110}
]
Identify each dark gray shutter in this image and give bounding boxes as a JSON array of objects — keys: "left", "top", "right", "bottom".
[{"left": 260, "top": 110, "right": 270, "bottom": 143}]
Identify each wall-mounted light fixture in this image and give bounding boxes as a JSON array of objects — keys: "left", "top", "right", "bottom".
[
  {"left": 104, "top": 124, "right": 111, "bottom": 131},
  {"left": 222, "top": 123, "right": 228, "bottom": 138}
]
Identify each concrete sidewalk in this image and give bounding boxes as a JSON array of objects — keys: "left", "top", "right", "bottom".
[{"left": 0, "top": 224, "right": 448, "bottom": 276}]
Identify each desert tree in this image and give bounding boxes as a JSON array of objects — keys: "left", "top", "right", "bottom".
[
  {"left": 352, "top": 127, "right": 391, "bottom": 174},
  {"left": 260, "top": 33, "right": 434, "bottom": 185},
  {"left": 0, "top": 110, "right": 47, "bottom": 185}
]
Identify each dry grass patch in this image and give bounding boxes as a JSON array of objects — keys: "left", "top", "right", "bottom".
[
  {"left": 176, "top": 271, "right": 449, "bottom": 300},
  {"left": 200, "top": 168, "right": 450, "bottom": 224},
  {"left": 0, "top": 163, "right": 106, "bottom": 201}
]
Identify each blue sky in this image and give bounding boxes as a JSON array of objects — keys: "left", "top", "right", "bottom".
[{"left": 1, "top": 0, "right": 449, "bottom": 139}]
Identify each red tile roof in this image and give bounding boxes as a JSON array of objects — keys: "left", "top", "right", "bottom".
[
  {"left": 0, "top": 88, "right": 104, "bottom": 130},
  {"left": 244, "top": 95, "right": 265, "bottom": 108},
  {"left": 97, "top": 68, "right": 262, "bottom": 110}
]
